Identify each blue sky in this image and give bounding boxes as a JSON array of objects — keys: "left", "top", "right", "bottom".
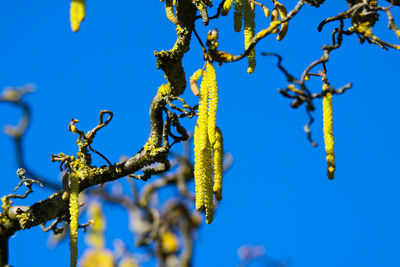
[{"left": 1, "top": 1, "right": 400, "bottom": 267}]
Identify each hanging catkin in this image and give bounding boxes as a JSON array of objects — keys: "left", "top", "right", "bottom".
[{"left": 322, "top": 84, "right": 335, "bottom": 180}]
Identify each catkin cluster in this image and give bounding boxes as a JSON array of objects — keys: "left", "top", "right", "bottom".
[
  {"left": 69, "top": 175, "right": 80, "bottom": 267},
  {"left": 272, "top": 1, "right": 289, "bottom": 41},
  {"left": 70, "top": 0, "right": 86, "bottom": 32},
  {"left": 193, "top": 62, "right": 224, "bottom": 224},
  {"left": 322, "top": 83, "right": 335, "bottom": 180},
  {"left": 233, "top": 0, "right": 256, "bottom": 73}
]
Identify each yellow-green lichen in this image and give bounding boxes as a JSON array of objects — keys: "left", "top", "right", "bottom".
[
  {"left": 0, "top": 196, "right": 12, "bottom": 224},
  {"left": 157, "top": 83, "right": 172, "bottom": 97}
]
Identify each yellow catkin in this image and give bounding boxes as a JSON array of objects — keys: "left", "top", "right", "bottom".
[
  {"left": 207, "top": 62, "right": 218, "bottom": 145},
  {"left": 85, "top": 202, "right": 105, "bottom": 250},
  {"left": 198, "top": 69, "right": 209, "bottom": 152},
  {"left": 69, "top": 175, "right": 80, "bottom": 267},
  {"left": 165, "top": 0, "right": 178, "bottom": 24},
  {"left": 194, "top": 126, "right": 205, "bottom": 210},
  {"left": 263, "top": 6, "right": 270, "bottom": 18},
  {"left": 81, "top": 250, "right": 114, "bottom": 267},
  {"left": 213, "top": 127, "right": 223, "bottom": 201},
  {"left": 119, "top": 258, "right": 139, "bottom": 267},
  {"left": 70, "top": 0, "right": 86, "bottom": 32},
  {"left": 191, "top": 69, "right": 203, "bottom": 82},
  {"left": 221, "top": 0, "right": 234, "bottom": 16},
  {"left": 270, "top": 8, "right": 280, "bottom": 34},
  {"left": 203, "top": 63, "right": 216, "bottom": 223},
  {"left": 194, "top": 68, "right": 210, "bottom": 211},
  {"left": 242, "top": 0, "right": 256, "bottom": 73},
  {"left": 275, "top": 1, "right": 288, "bottom": 41},
  {"left": 190, "top": 69, "right": 203, "bottom": 96},
  {"left": 204, "top": 141, "right": 214, "bottom": 224},
  {"left": 161, "top": 231, "right": 179, "bottom": 254},
  {"left": 322, "top": 85, "right": 335, "bottom": 180},
  {"left": 234, "top": 0, "right": 243, "bottom": 32}
]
